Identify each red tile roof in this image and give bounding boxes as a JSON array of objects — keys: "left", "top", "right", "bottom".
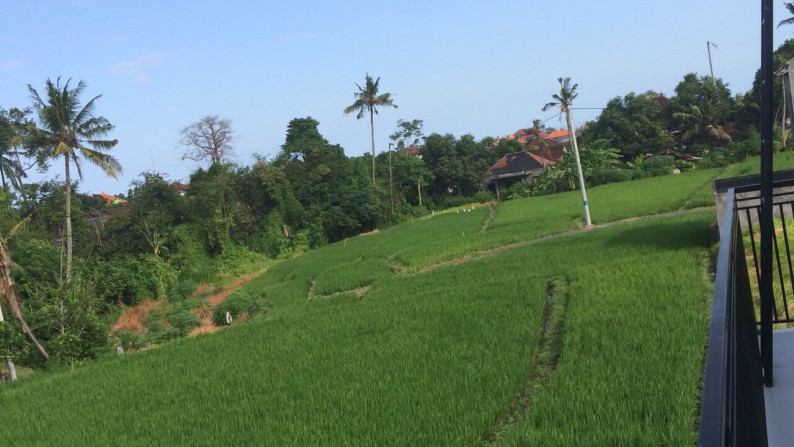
[
  {"left": 406, "top": 146, "right": 421, "bottom": 156},
  {"left": 95, "top": 193, "right": 127, "bottom": 206},
  {"left": 546, "top": 130, "right": 569, "bottom": 139}
]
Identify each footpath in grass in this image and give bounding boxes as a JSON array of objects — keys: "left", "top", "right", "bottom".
[{"left": 0, "top": 211, "right": 714, "bottom": 446}]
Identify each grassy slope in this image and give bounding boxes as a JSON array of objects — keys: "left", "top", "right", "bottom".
[
  {"left": 3, "top": 153, "right": 793, "bottom": 446},
  {"left": 1, "top": 212, "right": 714, "bottom": 446}
]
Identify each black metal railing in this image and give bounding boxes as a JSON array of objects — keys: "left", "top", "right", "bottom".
[
  {"left": 699, "top": 188, "right": 769, "bottom": 446},
  {"left": 734, "top": 178, "right": 794, "bottom": 326}
]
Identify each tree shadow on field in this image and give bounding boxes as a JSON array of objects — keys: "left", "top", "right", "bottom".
[{"left": 605, "top": 218, "right": 714, "bottom": 251}]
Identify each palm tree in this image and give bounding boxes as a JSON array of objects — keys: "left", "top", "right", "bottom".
[
  {"left": 543, "top": 77, "right": 591, "bottom": 226},
  {"left": 525, "top": 119, "right": 550, "bottom": 171},
  {"left": 27, "top": 78, "right": 121, "bottom": 283},
  {"left": 343, "top": 74, "right": 397, "bottom": 184},
  {"left": 780, "top": 2, "right": 794, "bottom": 27},
  {"left": 0, "top": 110, "right": 29, "bottom": 192},
  {"left": 0, "top": 216, "right": 49, "bottom": 360},
  {"left": 672, "top": 102, "right": 732, "bottom": 150}
]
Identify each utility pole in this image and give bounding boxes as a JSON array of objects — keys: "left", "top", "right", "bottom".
[
  {"left": 707, "top": 41, "right": 718, "bottom": 86},
  {"left": 564, "top": 107, "right": 592, "bottom": 226},
  {"left": 417, "top": 177, "right": 422, "bottom": 206},
  {"left": 388, "top": 142, "right": 394, "bottom": 217}
]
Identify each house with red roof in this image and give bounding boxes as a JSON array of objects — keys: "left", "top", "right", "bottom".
[
  {"left": 482, "top": 150, "right": 557, "bottom": 193},
  {"left": 546, "top": 129, "right": 570, "bottom": 144},
  {"left": 93, "top": 193, "right": 127, "bottom": 207}
]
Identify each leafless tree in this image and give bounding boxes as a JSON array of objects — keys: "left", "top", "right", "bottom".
[{"left": 179, "top": 115, "right": 235, "bottom": 165}]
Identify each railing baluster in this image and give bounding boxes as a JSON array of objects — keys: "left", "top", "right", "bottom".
[
  {"left": 747, "top": 206, "right": 762, "bottom": 309},
  {"left": 780, "top": 202, "right": 793, "bottom": 321},
  {"left": 773, "top": 217, "right": 784, "bottom": 321}
]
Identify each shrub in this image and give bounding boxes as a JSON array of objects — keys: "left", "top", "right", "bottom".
[
  {"left": 642, "top": 156, "right": 675, "bottom": 177},
  {"left": 212, "top": 289, "right": 266, "bottom": 326},
  {"left": 674, "top": 160, "right": 696, "bottom": 172},
  {"left": 167, "top": 308, "right": 201, "bottom": 336},
  {"left": 470, "top": 190, "right": 496, "bottom": 203},
  {"left": 503, "top": 182, "right": 534, "bottom": 200},
  {"left": 436, "top": 195, "right": 468, "bottom": 209},
  {"left": 590, "top": 169, "right": 633, "bottom": 186},
  {"left": 699, "top": 148, "right": 734, "bottom": 168},
  {"left": 171, "top": 279, "right": 198, "bottom": 300}
]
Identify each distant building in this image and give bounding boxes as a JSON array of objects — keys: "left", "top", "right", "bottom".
[
  {"left": 482, "top": 151, "right": 556, "bottom": 193},
  {"left": 93, "top": 193, "right": 127, "bottom": 207},
  {"left": 405, "top": 146, "right": 421, "bottom": 158},
  {"left": 87, "top": 193, "right": 128, "bottom": 230},
  {"left": 545, "top": 129, "right": 570, "bottom": 144},
  {"left": 171, "top": 181, "right": 189, "bottom": 196}
]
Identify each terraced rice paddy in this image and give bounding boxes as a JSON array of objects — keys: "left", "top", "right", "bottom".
[{"left": 4, "top": 154, "right": 794, "bottom": 445}]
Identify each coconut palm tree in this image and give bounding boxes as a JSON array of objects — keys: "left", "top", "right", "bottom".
[
  {"left": 525, "top": 119, "right": 551, "bottom": 171},
  {"left": 780, "top": 2, "right": 794, "bottom": 28},
  {"left": 27, "top": 78, "right": 121, "bottom": 283},
  {"left": 672, "top": 101, "right": 732, "bottom": 150},
  {"left": 0, "top": 110, "right": 29, "bottom": 192},
  {"left": 543, "top": 77, "right": 591, "bottom": 226},
  {"left": 0, "top": 216, "right": 49, "bottom": 360},
  {"left": 343, "top": 74, "right": 397, "bottom": 184}
]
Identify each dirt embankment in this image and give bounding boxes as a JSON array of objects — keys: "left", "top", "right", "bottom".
[{"left": 111, "top": 271, "right": 264, "bottom": 338}]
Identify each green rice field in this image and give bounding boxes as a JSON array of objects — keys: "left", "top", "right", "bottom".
[{"left": 2, "top": 154, "right": 793, "bottom": 446}]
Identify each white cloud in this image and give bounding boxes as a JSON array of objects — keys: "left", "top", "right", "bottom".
[
  {"left": 0, "top": 60, "right": 23, "bottom": 71},
  {"left": 108, "top": 53, "right": 165, "bottom": 82}
]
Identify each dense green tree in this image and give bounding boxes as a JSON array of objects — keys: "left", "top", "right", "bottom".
[
  {"left": 494, "top": 138, "right": 523, "bottom": 158},
  {"left": 389, "top": 119, "right": 424, "bottom": 150},
  {"left": 582, "top": 92, "right": 674, "bottom": 160},
  {"left": 377, "top": 150, "right": 432, "bottom": 207},
  {"left": 27, "top": 78, "right": 121, "bottom": 283},
  {"left": 343, "top": 74, "right": 397, "bottom": 184},
  {"left": 667, "top": 73, "right": 735, "bottom": 146},
  {"left": 421, "top": 133, "right": 494, "bottom": 201}
]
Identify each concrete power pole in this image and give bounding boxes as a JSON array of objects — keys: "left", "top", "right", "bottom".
[
  {"left": 707, "top": 41, "right": 718, "bottom": 86},
  {"left": 564, "top": 106, "right": 592, "bottom": 227},
  {"left": 388, "top": 143, "right": 394, "bottom": 217}
]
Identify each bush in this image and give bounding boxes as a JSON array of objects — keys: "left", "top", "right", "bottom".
[
  {"left": 436, "top": 195, "right": 468, "bottom": 209},
  {"left": 212, "top": 289, "right": 266, "bottom": 326},
  {"left": 590, "top": 169, "right": 633, "bottom": 186},
  {"left": 171, "top": 279, "right": 198, "bottom": 300},
  {"left": 674, "top": 160, "right": 696, "bottom": 172},
  {"left": 642, "top": 156, "right": 675, "bottom": 177},
  {"left": 470, "top": 190, "right": 496, "bottom": 203},
  {"left": 503, "top": 182, "right": 534, "bottom": 200},
  {"left": 167, "top": 308, "right": 201, "bottom": 336}
]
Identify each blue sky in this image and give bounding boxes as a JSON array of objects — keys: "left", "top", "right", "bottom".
[{"left": 1, "top": 0, "right": 790, "bottom": 194}]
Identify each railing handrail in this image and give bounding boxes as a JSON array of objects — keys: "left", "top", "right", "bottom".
[
  {"left": 698, "top": 188, "right": 735, "bottom": 446},
  {"left": 698, "top": 187, "right": 769, "bottom": 446}
]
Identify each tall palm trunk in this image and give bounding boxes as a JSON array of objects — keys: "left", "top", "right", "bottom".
[
  {"left": 370, "top": 108, "right": 376, "bottom": 184},
  {"left": 64, "top": 154, "right": 72, "bottom": 283}
]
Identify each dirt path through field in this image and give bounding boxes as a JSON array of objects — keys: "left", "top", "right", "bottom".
[
  {"left": 111, "top": 269, "right": 267, "bottom": 339},
  {"left": 412, "top": 206, "right": 715, "bottom": 275}
]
